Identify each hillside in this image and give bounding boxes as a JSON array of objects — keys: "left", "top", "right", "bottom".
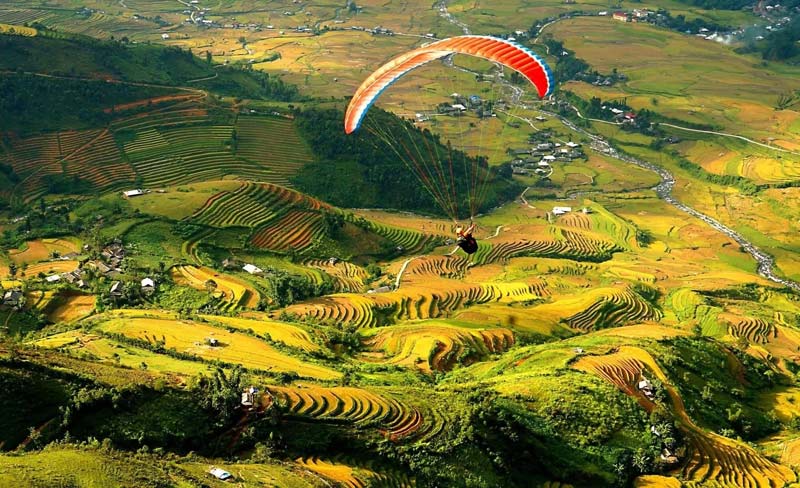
[{"left": 2, "top": 0, "right": 800, "bottom": 487}]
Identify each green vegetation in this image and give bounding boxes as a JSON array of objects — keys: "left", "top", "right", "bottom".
[{"left": 293, "top": 107, "right": 522, "bottom": 219}]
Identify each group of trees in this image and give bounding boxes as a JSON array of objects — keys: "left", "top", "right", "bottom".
[{"left": 292, "top": 107, "right": 521, "bottom": 218}]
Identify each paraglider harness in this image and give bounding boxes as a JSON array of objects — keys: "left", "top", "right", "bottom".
[{"left": 456, "top": 222, "right": 478, "bottom": 255}]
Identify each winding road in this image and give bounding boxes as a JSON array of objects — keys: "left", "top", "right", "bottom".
[{"left": 433, "top": 0, "right": 800, "bottom": 291}]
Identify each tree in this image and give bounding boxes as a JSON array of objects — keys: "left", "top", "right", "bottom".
[{"left": 197, "top": 367, "right": 245, "bottom": 425}]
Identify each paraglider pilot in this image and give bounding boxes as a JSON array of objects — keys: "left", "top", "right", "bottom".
[{"left": 456, "top": 222, "right": 478, "bottom": 255}]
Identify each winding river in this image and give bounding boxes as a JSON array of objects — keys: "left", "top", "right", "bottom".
[{"left": 434, "top": 1, "right": 800, "bottom": 291}]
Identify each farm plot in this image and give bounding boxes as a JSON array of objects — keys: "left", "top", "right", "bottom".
[
  {"left": 283, "top": 279, "right": 546, "bottom": 328},
  {"left": 63, "top": 130, "right": 135, "bottom": 191},
  {"left": 24, "top": 260, "right": 79, "bottom": 276},
  {"left": 0, "top": 22, "right": 36, "bottom": 36},
  {"left": 269, "top": 385, "right": 423, "bottom": 440},
  {"left": 362, "top": 322, "right": 514, "bottom": 372},
  {"left": 235, "top": 116, "right": 315, "bottom": 187},
  {"left": 529, "top": 286, "right": 661, "bottom": 332},
  {"left": 199, "top": 314, "right": 320, "bottom": 353},
  {"left": 171, "top": 265, "right": 260, "bottom": 310},
  {"left": 305, "top": 259, "right": 368, "bottom": 293},
  {"left": 575, "top": 346, "right": 796, "bottom": 487},
  {"left": 250, "top": 210, "right": 325, "bottom": 251},
  {"left": 45, "top": 293, "right": 95, "bottom": 323},
  {"left": 94, "top": 316, "right": 340, "bottom": 380},
  {"left": 9, "top": 238, "right": 79, "bottom": 264}
]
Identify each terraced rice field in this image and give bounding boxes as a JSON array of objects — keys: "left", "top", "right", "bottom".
[
  {"left": 171, "top": 265, "right": 260, "bottom": 310},
  {"left": 94, "top": 316, "right": 340, "bottom": 380},
  {"left": 192, "top": 181, "right": 325, "bottom": 229},
  {"left": 0, "top": 22, "right": 36, "bottom": 36},
  {"left": 294, "top": 457, "right": 413, "bottom": 487},
  {"left": 199, "top": 314, "right": 320, "bottom": 353},
  {"left": 305, "top": 259, "right": 368, "bottom": 293},
  {"left": 250, "top": 210, "right": 325, "bottom": 251},
  {"left": 270, "top": 386, "right": 424, "bottom": 440},
  {"left": 8, "top": 238, "right": 79, "bottom": 264},
  {"left": 235, "top": 116, "right": 315, "bottom": 187},
  {"left": 363, "top": 220, "right": 437, "bottom": 254},
  {"left": 724, "top": 315, "right": 777, "bottom": 344},
  {"left": 575, "top": 346, "right": 796, "bottom": 487},
  {"left": 24, "top": 260, "right": 79, "bottom": 276},
  {"left": 63, "top": 130, "right": 134, "bottom": 191},
  {"left": 528, "top": 286, "right": 660, "bottom": 332},
  {"left": 283, "top": 279, "right": 545, "bottom": 328},
  {"left": 363, "top": 323, "right": 514, "bottom": 372},
  {"left": 295, "top": 457, "right": 367, "bottom": 488},
  {"left": 46, "top": 294, "right": 96, "bottom": 323}
]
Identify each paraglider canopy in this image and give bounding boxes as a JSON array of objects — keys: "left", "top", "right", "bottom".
[
  {"left": 345, "top": 35, "right": 554, "bottom": 134},
  {"left": 343, "top": 35, "right": 555, "bottom": 222}
]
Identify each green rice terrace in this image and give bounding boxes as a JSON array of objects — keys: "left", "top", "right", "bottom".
[{"left": 2, "top": 1, "right": 800, "bottom": 486}]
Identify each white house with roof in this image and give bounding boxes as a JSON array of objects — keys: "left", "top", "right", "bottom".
[
  {"left": 243, "top": 263, "right": 263, "bottom": 274},
  {"left": 552, "top": 206, "right": 572, "bottom": 216},
  {"left": 122, "top": 189, "right": 147, "bottom": 198}
]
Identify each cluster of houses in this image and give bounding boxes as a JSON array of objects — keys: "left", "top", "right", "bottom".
[
  {"left": 431, "top": 93, "right": 497, "bottom": 119},
  {"left": 508, "top": 130, "right": 584, "bottom": 177},
  {"left": 603, "top": 105, "right": 639, "bottom": 124},
  {"left": 222, "top": 258, "right": 264, "bottom": 276}
]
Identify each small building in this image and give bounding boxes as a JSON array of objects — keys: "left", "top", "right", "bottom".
[
  {"left": 612, "top": 11, "right": 629, "bottom": 22},
  {"left": 367, "top": 285, "right": 393, "bottom": 294},
  {"left": 141, "top": 277, "right": 156, "bottom": 293},
  {"left": 566, "top": 141, "right": 580, "bottom": 148},
  {"left": 609, "top": 108, "right": 624, "bottom": 115},
  {"left": 542, "top": 155, "right": 556, "bottom": 162},
  {"left": 327, "top": 257, "right": 339, "bottom": 265},
  {"left": 598, "top": 10, "right": 608, "bottom": 15},
  {"left": 45, "top": 274, "right": 61, "bottom": 283},
  {"left": 241, "top": 386, "right": 258, "bottom": 407},
  {"left": 451, "top": 103, "right": 467, "bottom": 111},
  {"left": 535, "top": 115, "right": 547, "bottom": 121},
  {"left": 122, "top": 189, "right": 147, "bottom": 198},
  {"left": 209, "top": 467, "right": 233, "bottom": 481},
  {"left": 638, "top": 376, "right": 655, "bottom": 399},
  {"left": 537, "top": 161, "right": 551, "bottom": 167},
  {"left": 161, "top": 33, "right": 170, "bottom": 39},
  {"left": 110, "top": 281, "right": 123, "bottom": 297},
  {"left": 3, "top": 289, "right": 23, "bottom": 307},
  {"left": 552, "top": 206, "right": 572, "bottom": 216},
  {"left": 242, "top": 263, "right": 263, "bottom": 275},
  {"left": 222, "top": 258, "right": 238, "bottom": 270},
  {"left": 536, "top": 142, "right": 553, "bottom": 151},
  {"left": 76, "top": 280, "right": 88, "bottom": 289}
]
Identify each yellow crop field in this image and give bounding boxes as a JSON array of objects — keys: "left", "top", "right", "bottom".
[
  {"left": 270, "top": 385, "right": 423, "bottom": 439},
  {"left": 95, "top": 316, "right": 340, "bottom": 380},
  {"left": 0, "top": 23, "right": 36, "bottom": 36},
  {"left": 575, "top": 346, "right": 796, "bottom": 487},
  {"left": 199, "top": 314, "right": 320, "bottom": 353},
  {"left": 9, "top": 238, "right": 79, "bottom": 264},
  {"left": 295, "top": 457, "right": 369, "bottom": 488},
  {"left": 363, "top": 322, "right": 514, "bottom": 372},
  {"left": 171, "top": 265, "right": 260, "bottom": 309},
  {"left": 31, "top": 331, "right": 213, "bottom": 377},
  {"left": 24, "top": 260, "right": 79, "bottom": 276},
  {"left": 46, "top": 294, "right": 96, "bottom": 323}
]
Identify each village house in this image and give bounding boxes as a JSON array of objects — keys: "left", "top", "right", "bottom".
[
  {"left": 45, "top": 274, "right": 61, "bottom": 283},
  {"left": 243, "top": 263, "right": 263, "bottom": 275},
  {"left": 141, "top": 277, "right": 156, "bottom": 294},
  {"left": 612, "top": 11, "right": 629, "bottom": 22},
  {"left": 109, "top": 281, "right": 124, "bottom": 297},
  {"left": 638, "top": 376, "right": 655, "bottom": 399},
  {"left": 552, "top": 206, "right": 572, "bottom": 216},
  {"left": 122, "top": 189, "right": 148, "bottom": 198},
  {"left": 3, "top": 289, "right": 23, "bottom": 308}
]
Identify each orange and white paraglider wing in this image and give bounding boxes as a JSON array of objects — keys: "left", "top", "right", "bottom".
[{"left": 344, "top": 35, "right": 555, "bottom": 134}]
